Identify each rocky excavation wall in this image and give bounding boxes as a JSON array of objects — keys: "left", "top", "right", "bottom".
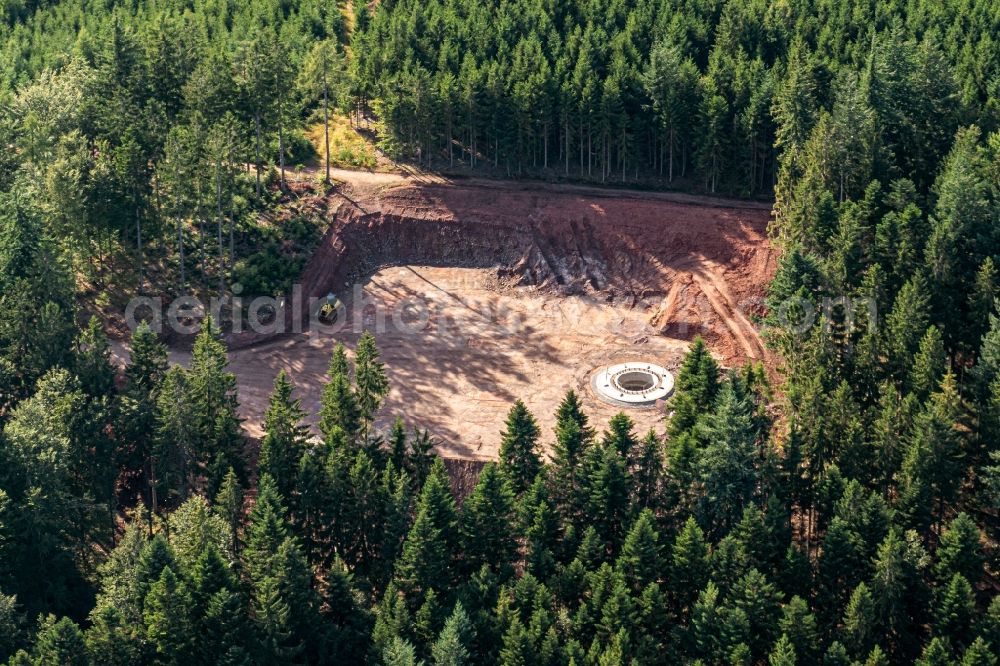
[{"left": 229, "top": 182, "right": 776, "bottom": 363}]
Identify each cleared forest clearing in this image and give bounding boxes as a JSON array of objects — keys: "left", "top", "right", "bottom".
[{"left": 218, "top": 171, "right": 776, "bottom": 457}]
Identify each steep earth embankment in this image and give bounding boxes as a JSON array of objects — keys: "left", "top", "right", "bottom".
[{"left": 230, "top": 179, "right": 776, "bottom": 363}]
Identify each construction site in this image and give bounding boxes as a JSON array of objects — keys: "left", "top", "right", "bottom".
[{"left": 214, "top": 169, "right": 777, "bottom": 459}]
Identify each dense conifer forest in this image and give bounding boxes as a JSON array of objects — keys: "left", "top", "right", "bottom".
[{"left": 1, "top": 0, "right": 1000, "bottom": 664}]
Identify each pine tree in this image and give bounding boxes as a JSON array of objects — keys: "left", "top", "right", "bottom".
[
  {"left": 779, "top": 596, "right": 820, "bottom": 664},
  {"left": 498, "top": 400, "right": 541, "bottom": 494}
]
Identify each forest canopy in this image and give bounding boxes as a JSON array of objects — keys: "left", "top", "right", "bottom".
[{"left": 0, "top": 0, "right": 999, "bottom": 665}]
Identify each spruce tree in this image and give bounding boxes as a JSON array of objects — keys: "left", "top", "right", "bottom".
[
  {"left": 695, "top": 377, "right": 760, "bottom": 539},
  {"left": 961, "top": 638, "right": 997, "bottom": 666},
  {"left": 395, "top": 459, "right": 459, "bottom": 602},
  {"left": 548, "top": 390, "right": 594, "bottom": 525},
  {"left": 154, "top": 366, "right": 196, "bottom": 506},
  {"left": 841, "top": 582, "right": 878, "bottom": 659},
  {"left": 898, "top": 375, "right": 965, "bottom": 535},
  {"left": 768, "top": 634, "right": 797, "bottom": 666},
  {"left": 74, "top": 316, "right": 116, "bottom": 399},
  {"left": 498, "top": 400, "right": 541, "bottom": 494},
  {"left": 670, "top": 516, "right": 709, "bottom": 616},
  {"left": 935, "top": 573, "right": 976, "bottom": 650},
  {"left": 584, "top": 444, "right": 630, "bottom": 552},
  {"left": 202, "top": 589, "right": 252, "bottom": 666},
  {"left": 383, "top": 636, "right": 418, "bottom": 666},
  {"left": 631, "top": 429, "right": 663, "bottom": 510},
  {"left": 186, "top": 315, "right": 243, "bottom": 487},
  {"left": 519, "top": 476, "right": 559, "bottom": 580},
  {"left": 319, "top": 344, "right": 360, "bottom": 447},
  {"left": 258, "top": 370, "right": 309, "bottom": 503},
  {"left": 28, "top": 616, "right": 88, "bottom": 666},
  {"left": 915, "top": 637, "right": 955, "bottom": 666},
  {"left": 617, "top": 509, "right": 662, "bottom": 593},
  {"left": 869, "top": 530, "right": 931, "bottom": 661},
  {"left": 733, "top": 568, "right": 783, "bottom": 662},
  {"left": 779, "top": 596, "right": 820, "bottom": 664},
  {"left": 431, "top": 602, "right": 474, "bottom": 666},
  {"left": 910, "top": 325, "right": 948, "bottom": 400},
  {"left": 143, "top": 567, "right": 193, "bottom": 664},
  {"left": 212, "top": 467, "right": 243, "bottom": 560},
  {"left": 668, "top": 337, "right": 720, "bottom": 438},
  {"left": 243, "top": 475, "right": 289, "bottom": 585},
  {"left": 602, "top": 412, "right": 637, "bottom": 462},
  {"left": 389, "top": 416, "right": 408, "bottom": 471},
  {"left": 934, "top": 513, "right": 984, "bottom": 586},
  {"left": 460, "top": 463, "right": 516, "bottom": 577},
  {"left": 355, "top": 331, "right": 389, "bottom": 441}
]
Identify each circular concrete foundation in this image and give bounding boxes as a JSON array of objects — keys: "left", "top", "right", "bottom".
[{"left": 591, "top": 362, "right": 674, "bottom": 409}]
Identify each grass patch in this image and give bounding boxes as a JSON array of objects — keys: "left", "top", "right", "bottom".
[{"left": 306, "top": 115, "right": 378, "bottom": 170}]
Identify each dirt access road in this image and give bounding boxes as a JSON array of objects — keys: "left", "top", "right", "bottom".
[{"left": 155, "top": 169, "right": 777, "bottom": 459}]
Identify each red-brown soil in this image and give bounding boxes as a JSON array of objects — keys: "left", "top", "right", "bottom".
[
  {"left": 213, "top": 172, "right": 776, "bottom": 459},
  {"left": 232, "top": 174, "right": 776, "bottom": 363}
]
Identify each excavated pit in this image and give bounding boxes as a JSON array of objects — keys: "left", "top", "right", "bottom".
[{"left": 225, "top": 181, "right": 776, "bottom": 458}]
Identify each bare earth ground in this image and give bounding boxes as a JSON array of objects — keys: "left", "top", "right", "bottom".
[
  {"left": 122, "top": 169, "right": 777, "bottom": 460},
  {"left": 232, "top": 266, "right": 694, "bottom": 458}
]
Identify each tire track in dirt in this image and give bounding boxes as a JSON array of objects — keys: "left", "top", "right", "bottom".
[{"left": 689, "top": 263, "right": 767, "bottom": 361}]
